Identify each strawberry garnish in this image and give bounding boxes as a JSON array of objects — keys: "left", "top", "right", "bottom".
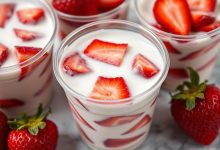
[
  {"left": 196, "top": 22, "right": 220, "bottom": 32},
  {"left": 15, "top": 46, "right": 47, "bottom": 81},
  {"left": 90, "top": 77, "right": 130, "bottom": 100},
  {"left": 191, "top": 11, "right": 215, "bottom": 30},
  {"left": 153, "top": 0, "right": 191, "bottom": 35},
  {"left": 186, "top": 0, "right": 216, "bottom": 12},
  {"left": 17, "top": 8, "right": 44, "bottom": 24},
  {"left": 84, "top": 39, "right": 128, "bottom": 66},
  {"left": 0, "top": 99, "right": 24, "bottom": 108},
  {"left": 132, "top": 54, "right": 160, "bottom": 78},
  {"left": 0, "top": 3, "right": 14, "bottom": 28},
  {"left": 98, "top": 0, "right": 124, "bottom": 12},
  {"left": 14, "top": 28, "right": 39, "bottom": 41},
  {"left": 0, "top": 44, "right": 9, "bottom": 67},
  {"left": 63, "top": 52, "right": 92, "bottom": 76}
]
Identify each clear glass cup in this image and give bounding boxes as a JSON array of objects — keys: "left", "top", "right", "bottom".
[
  {"left": 46, "top": 0, "right": 129, "bottom": 40},
  {"left": 54, "top": 20, "right": 169, "bottom": 150},
  {"left": 134, "top": 0, "right": 220, "bottom": 91},
  {"left": 0, "top": 0, "right": 58, "bottom": 117}
]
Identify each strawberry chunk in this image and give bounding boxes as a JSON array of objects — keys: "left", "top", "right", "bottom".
[
  {"left": 63, "top": 52, "right": 92, "bottom": 76},
  {"left": 84, "top": 39, "right": 128, "bottom": 66},
  {"left": 168, "top": 68, "right": 189, "bottom": 78},
  {"left": 163, "top": 41, "right": 181, "bottom": 54},
  {"left": 132, "top": 54, "right": 160, "bottom": 78},
  {"left": 17, "top": 8, "right": 44, "bottom": 24},
  {"left": 14, "top": 28, "right": 39, "bottom": 41},
  {"left": 197, "top": 22, "right": 220, "bottom": 32},
  {"left": 98, "top": 0, "right": 125, "bottom": 12},
  {"left": 0, "top": 99, "right": 24, "bottom": 108},
  {"left": 90, "top": 77, "right": 130, "bottom": 100},
  {"left": 186, "top": 0, "right": 216, "bottom": 12},
  {"left": 0, "top": 44, "right": 9, "bottom": 67},
  {"left": 153, "top": 0, "right": 191, "bottom": 35},
  {"left": 191, "top": 11, "right": 215, "bottom": 29},
  {"left": 0, "top": 3, "right": 14, "bottom": 28},
  {"left": 15, "top": 46, "right": 47, "bottom": 81}
]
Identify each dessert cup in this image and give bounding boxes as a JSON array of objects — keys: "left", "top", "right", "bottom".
[
  {"left": 0, "top": 0, "right": 58, "bottom": 117},
  {"left": 54, "top": 20, "right": 169, "bottom": 150},
  {"left": 134, "top": 0, "right": 220, "bottom": 91}
]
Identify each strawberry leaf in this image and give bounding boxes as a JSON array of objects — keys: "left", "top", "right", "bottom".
[
  {"left": 189, "top": 67, "right": 199, "bottom": 86},
  {"left": 186, "top": 99, "right": 196, "bottom": 110}
]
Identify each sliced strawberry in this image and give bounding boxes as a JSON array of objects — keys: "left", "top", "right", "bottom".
[
  {"left": 15, "top": 46, "right": 48, "bottom": 81},
  {"left": 0, "top": 3, "right": 14, "bottom": 28},
  {"left": 191, "top": 11, "right": 215, "bottom": 30},
  {"left": 179, "top": 41, "right": 219, "bottom": 61},
  {"left": 186, "top": 0, "right": 216, "bottom": 12},
  {"left": 34, "top": 73, "right": 53, "bottom": 97},
  {"left": 39, "top": 54, "right": 52, "bottom": 77},
  {"left": 63, "top": 52, "right": 92, "bottom": 76},
  {"left": 0, "top": 44, "right": 9, "bottom": 66},
  {"left": 153, "top": 0, "right": 191, "bottom": 35},
  {"left": 84, "top": 39, "right": 128, "bottom": 66},
  {"left": 95, "top": 113, "right": 143, "bottom": 127},
  {"left": 197, "top": 22, "right": 220, "bottom": 32},
  {"left": 14, "top": 28, "right": 39, "bottom": 41},
  {"left": 132, "top": 54, "right": 160, "bottom": 78},
  {"left": 17, "top": 8, "right": 44, "bottom": 24},
  {"left": 90, "top": 76, "right": 130, "bottom": 100},
  {"left": 98, "top": 0, "right": 124, "bottom": 12},
  {"left": 0, "top": 99, "right": 24, "bottom": 108},
  {"left": 76, "top": 123, "right": 94, "bottom": 144},
  {"left": 168, "top": 68, "right": 189, "bottom": 78},
  {"left": 197, "top": 56, "right": 217, "bottom": 71},
  {"left": 69, "top": 102, "right": 96, "bottom": 131},
  {"left": 104, "top": 133, "right": 145, "bottom": 148},
  {"left": 163, "top": 41, "right": 181, "bottom": 54},
  {"left": 123, "top": 115, "right": 151, "bottom": 135}
]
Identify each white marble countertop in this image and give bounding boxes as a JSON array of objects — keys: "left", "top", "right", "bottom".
[{"left": 48, "top": 2, "right": 220, "bottom": 150}]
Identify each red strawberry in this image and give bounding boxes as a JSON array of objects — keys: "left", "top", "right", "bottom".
[
  {"left": 186, "top": 0, "right": 216, "bottom": 12},
  {"left": 153, "top": 0, "right": 191, "bottom": 35},
  {"left": 122, "top": 115, "right": 151, "bottom": 135},
  {"left": 84, "top": 39, "right": 128, "bottom": 66},
  {"left": 132, "top": 54, "right": 160, "bottom": 78},
  {"left": 98, "top": 0, "right": 124, "bottom": 12},
  {"left": 52, "top": 0, "right": 98, "bottom": 16},
  {"left": 15, "top": 46, "right": 48, "bottom": 81},
  {"left": 14, "top": 28, "right": 39, "bottom": 41},
  {"left": 95, "top": 113, "right": 143, "bottom": 127},
  {"left": 197, "top": 22, "right": 220, "bottom": 32},
  {"left": 17, "top": 8, "right": 44, "bottom": 24},
  {"left": 0, "top": 3, "right": 14, "bottom": 28},
  {"left": 63, "top": 52, "right": 92, "bottom": 76},
  {"left": 191, "top": 11, "right": 215, "bottom": 30},
  {"left": 163, "top": 41, "right": 181, "bottom": 54},
  {"left": 171, "top": 68, "right": 220, "bottom": 145},
  {"left": 104, "top": 133, "right": 145, "bottom": 148},
  {"left": 7, "top": 105, "right": 58, "bottom": 150},
  {"left": 0, "top": 43, "right": 9, "bottom": 66},
  {"left": 0, "top": 99, "right": 24, "bottom": 108},
  {"left": 168, "top": 68, "right": 189, "bottom": 78},
  {"left": 90, "top": 76, "right": 130, "bottom": 100},
  {"left": 0, "top": 111, "right": 8, "bottom": 150}
]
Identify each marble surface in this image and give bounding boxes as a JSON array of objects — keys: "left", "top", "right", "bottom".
[{"left": 48, "top": 2, "right": 220, "bottom": 150}]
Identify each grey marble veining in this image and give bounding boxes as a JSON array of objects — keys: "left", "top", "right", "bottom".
[{"left": 48, "top": 2, "right": 220, "bottom": 150}]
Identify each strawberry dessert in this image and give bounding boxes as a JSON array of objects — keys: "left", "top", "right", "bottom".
[
  {"left": 54, "top": 20, "right": 169, "bottom": 150},
  {"left": 0, "top": 0, "right": 57, "bottom": 117},
  {"left": 48, "top": 0, "right": 128, "bottom": 40},
  {"left": 135, "top": 0, "right": 220, "bottom": 90}
]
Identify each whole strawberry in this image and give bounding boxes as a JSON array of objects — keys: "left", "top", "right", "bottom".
[
  {"left": 171, "top": 68, "right": 220, "bottom": 145},
  {"left": 7, "top": 105, "right": 58, "bottom": 150},
  {"left": 0, "top": 111, "right": 8, "bottom": 150}
]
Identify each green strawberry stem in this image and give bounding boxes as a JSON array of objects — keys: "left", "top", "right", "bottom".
[
  {"left": 172, "top": 67, "right": 207, "bottom": 111},
  {"left": 8, "top": 104, "right": 51, "bottom": 135}
]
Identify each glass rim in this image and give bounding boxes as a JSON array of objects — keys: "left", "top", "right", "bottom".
[
  {"left": 0, "top": 0, "right": 58, "bottom": 73},
  {"left": 134, "top": 0, "right": 220, "bottom": 41},
  {"left": 53, "top": 20, "right": 170, "bottom": 104},
  {"left": 54, "top": 1, "right": 128, "bottom": 22}
]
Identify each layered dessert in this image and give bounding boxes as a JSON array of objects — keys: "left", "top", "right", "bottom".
[
  {"left": 49, "top": 0, "right": 128, "bottom": 39},
  {"left": 54, "top": 21, "right": 169, "bottom": 150},
  {"left": 135, "top": 0, "right": 220, "bottom": 90},
  {"left": 0, "top": 0, "right": 56, "bottom": 117}
]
